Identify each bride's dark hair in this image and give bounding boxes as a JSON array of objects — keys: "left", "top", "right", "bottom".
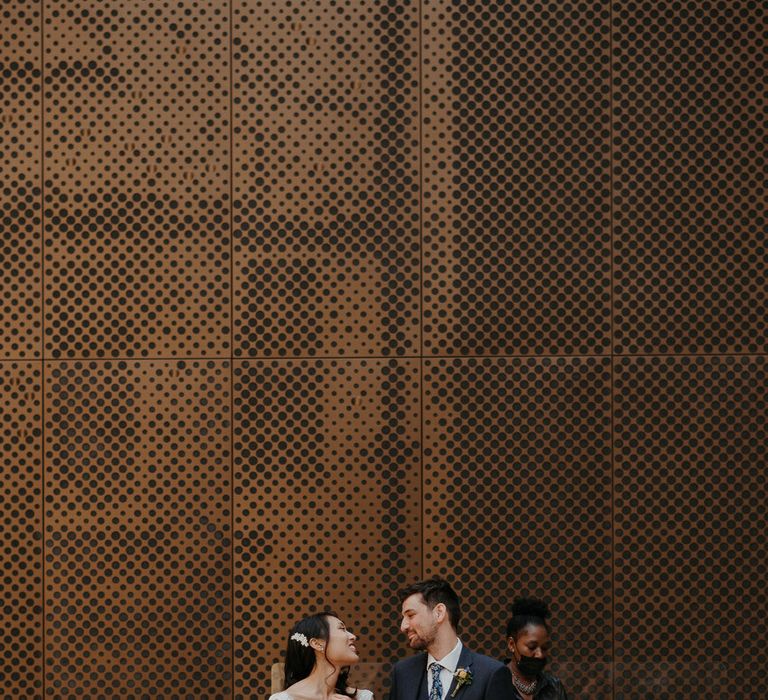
[{"left": 284, "top": 611, "right": 355, "bottom": 697}]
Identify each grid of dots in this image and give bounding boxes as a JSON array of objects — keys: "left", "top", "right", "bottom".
[
  {"left": 0, "top": 362, "right": 42, "bottom": 697},
  {"left": 42, "top": 0, "right": 231, "bottom": 358},
  {"left": 233, "top": 359, "right": 420, "bottom": 699},
  {"left": 233, "top": 0, "right": 420, "bottom": 357},
  {"left": 422, "top": 0, "right": 612, "bottom": 355},
  {"left": 0, "top": 0, "right": 765, "bottom": 697},
  {"left": 1, "top": 0, "right": 42, "bottom": 358},
  {"left": 44, "top": 360, "right": 232, "bottom": 697},
  {"left": 423, "top": 357, "right": 613, "bottom": 698},
  {"left": 614, "top": 356, "right": 767, "bottom": 697},
  {"left": 613, "top": 0, "right": 767, "bottom": 354}
]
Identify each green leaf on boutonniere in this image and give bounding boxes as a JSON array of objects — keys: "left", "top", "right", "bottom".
[{"left": 451, "top": 668, "right": 473, "bottom": 698}]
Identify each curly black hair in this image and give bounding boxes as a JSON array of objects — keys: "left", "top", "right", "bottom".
[{"left": 505, "top": 597, "right": 550, "bottom": 639}]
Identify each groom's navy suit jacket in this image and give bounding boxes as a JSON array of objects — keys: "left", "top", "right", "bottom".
[{"left": 389, "top": 646, "right": 513, "bottom": 700}]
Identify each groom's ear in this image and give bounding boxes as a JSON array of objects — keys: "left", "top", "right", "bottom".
[{"left": 433, "top": 602, "right": 447, "bottom": 623}]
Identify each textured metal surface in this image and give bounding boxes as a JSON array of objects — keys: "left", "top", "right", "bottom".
[
  {"left": 44, "top": 360, "right": 232, "bottom": 697},
  {"left": 0, "top": 0, "right": 765, "bottom": 697},
  {"left": 0, "top": 361, "right": 42, "bottom": 697},
  {"left": 614, "top": 356, "right": 767, "bottom": 698},
  {"left": 1, "top": 0, "right": 42, "bottom": 358},
  {"left": 422, "top": 0, "right": 612, "bottom": 355},
  {"left": 613, "top": 1, "right": 767, "bottom": 354},
  {"left": 423, "top": 357, "right": 613, "bottom": 698},
  {"left": 233, "top": 0, "right": 420, "bottom": 357},
  {"left": 42, "top": 0, "right": 231, "bottom": 358},
  {"left": 233, "top": 359, "right": 421, "bottom": 698}
]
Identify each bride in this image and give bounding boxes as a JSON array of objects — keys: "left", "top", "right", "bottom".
[{"left": 269, "top": 612, "right": 373, "bottom": 700}]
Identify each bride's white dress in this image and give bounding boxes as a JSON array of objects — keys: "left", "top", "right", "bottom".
[{"left": 269, "top": 691, "right": 373, "bottom": 700}]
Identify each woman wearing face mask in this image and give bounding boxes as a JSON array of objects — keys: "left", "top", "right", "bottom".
[
  {"left": 505, "top": 598, "right": 567, "bottom": 700},
  {"left": 269, "top": 612, "right": 373, "bottom": 700}
]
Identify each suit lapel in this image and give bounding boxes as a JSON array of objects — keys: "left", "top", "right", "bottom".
[
  {"left": 419, "top": 660, "right": 429, "bottom": 700},
  {"left": 413, "top": 654, "right": 429, "bottom": 700},
  {"left": 445, "top": 646, "right": 474, "bottom": 700}
]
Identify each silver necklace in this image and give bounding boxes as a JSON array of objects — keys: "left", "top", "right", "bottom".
[{"left": 510, "top": 668, "right": 538, "bottom": 696}]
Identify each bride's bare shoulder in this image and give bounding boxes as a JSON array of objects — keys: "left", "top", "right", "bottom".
[{"left": 268, "top": 692, "right": 294, "bottom": 700}]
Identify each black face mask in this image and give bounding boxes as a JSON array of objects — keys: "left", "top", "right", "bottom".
[{"left": 516, "top": 654, "right": 547, "bottom": 678}]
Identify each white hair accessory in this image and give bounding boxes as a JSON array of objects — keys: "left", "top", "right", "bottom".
[{"left": 291, "top": 632, "right": 309, "bottom": 647}]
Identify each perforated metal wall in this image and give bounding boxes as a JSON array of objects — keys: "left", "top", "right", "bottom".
[
  {"left": 423, "top": 357, "right": 613, "bottom": 696},
  {"left": 0, "top": 0, "right": 765, "bottom": 698},
  {"left": 422, "top": 0, "right": 612, "bottom": 356},
  {"left": 614, "top": 356, "right": 767, "bottom": 697},
  {"left": 1, "top": 0, "right": 41, "bottom": 357},
  {"left": 233, "top": 0, "right": 420, "bottom": 358},
  {"left": 233, "top": 359, "right": 421, "bottom": 697},
  {"left": 613, "top": 1, "right": 766, "bottom": 354},
  {"left": 0, "top": 362, "right": 42, "bottom": 695},
  {"left": 44, "top": 360, "right": 232, "bottom": 696}
]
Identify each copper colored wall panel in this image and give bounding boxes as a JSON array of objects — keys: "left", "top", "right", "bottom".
[
  {"left": 422, "top": 0, "right": 612, "bottom": 356},
  {"left": 44, "top": 360, "right": 231, "bottom": 697},
  {"left": 233, "top": 1, "right": 420, "bottom": 357},
  {"left": 423, "top": 358, "right": 613, "bottom": 698},
  {"left": 43, "top": 1, "right": 231, "bottom": 359},
  {"left": 0, "top": 361, "right": 42, "bottom": 696},
  {"left": 1, "top": 0, "right": 766, "bottom": 697},
  {"left": 614, "top": 356, "right": 767, "bottom": 698},
  {"left": 1, "top": 1, "right": 42, "bottom": 358},
  {"left": 234, "top": 359, "right": 420, "bottom": 698},
  {"left": 613, "top": 1, "right": 767, "bottom": 354}
]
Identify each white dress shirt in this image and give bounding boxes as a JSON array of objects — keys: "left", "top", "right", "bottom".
[{"left": 427, "top": 638, "right": 464, "bottom": 700}]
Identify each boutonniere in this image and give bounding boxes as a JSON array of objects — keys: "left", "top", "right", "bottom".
[{"left": 451, "top": 668, "right": 473, "bottom": 697}]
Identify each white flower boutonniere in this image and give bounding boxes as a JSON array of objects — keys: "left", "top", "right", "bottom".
[{"left": 451, "top": 668, "right": 473, "bottom": 697}]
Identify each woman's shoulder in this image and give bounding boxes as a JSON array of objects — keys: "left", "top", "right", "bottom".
[
  {"left": 270, "top": 689, "right": 371, "bottom": 700},
  {"left": 268, "top": 692, "right": 294, "bottom": 700},
  {"left": 540, "top": 672, "right": 567, "bottom": 698},
  {"left": 542, "top": 671, "right": 563, "bottom": 685}
]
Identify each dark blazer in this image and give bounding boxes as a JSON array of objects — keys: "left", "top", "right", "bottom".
[{"left": 389, "top": 645, "right": 514, "bottom": 700}]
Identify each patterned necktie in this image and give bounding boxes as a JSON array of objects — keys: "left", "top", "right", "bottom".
[{"left": 429, "top": 662, "right": 443, "bottom": 700}]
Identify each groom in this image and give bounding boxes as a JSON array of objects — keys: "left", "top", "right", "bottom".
[{"left": 389, "top": 578, "right": 513, "bottom": 700}]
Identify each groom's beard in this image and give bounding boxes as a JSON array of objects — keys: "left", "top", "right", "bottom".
[
  {"left": 406, "top": 625, "right": 437, "bottom": 650},
  {"left": 408, "top": 636, "right": 428, "bottom": 650}
]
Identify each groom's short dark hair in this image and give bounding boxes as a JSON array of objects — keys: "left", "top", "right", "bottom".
[{"left": 400, "top": 578, "right": 461, "bottom": 631}]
